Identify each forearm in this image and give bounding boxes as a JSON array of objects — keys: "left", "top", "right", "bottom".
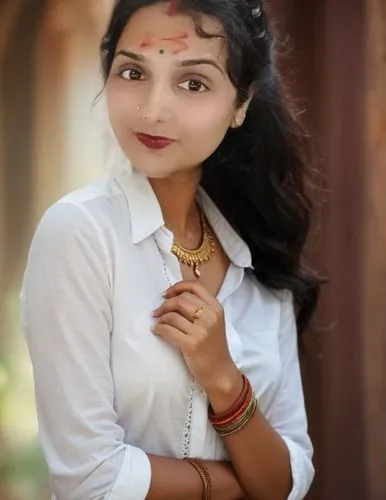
[
  {"left": 146, "top": 455, "right": 245, "bottom": 500},
  {"left": 223, "top": 411, "right": 291, "bottom": 500},
  {"left": 207, "top": 372, "right": 292, "bottom": 500}
]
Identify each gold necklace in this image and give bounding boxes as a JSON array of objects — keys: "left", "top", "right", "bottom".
[{"left": 171, "top": 207, "right": 215, "bottom": 278}]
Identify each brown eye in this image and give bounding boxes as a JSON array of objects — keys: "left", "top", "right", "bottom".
[
  {"left": 120, "top": 69, "right": 144, "bottom": 81},
  {"left": 179, "top": 79, "right": 208, "bottom": 93}
]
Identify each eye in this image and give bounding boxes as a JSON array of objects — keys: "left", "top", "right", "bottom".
[
  {"left": 120, "top": 68, "right": 144, "bottom": 81},
  {"left": 179, "top": 79, "right": 208, "bottom": 93}
]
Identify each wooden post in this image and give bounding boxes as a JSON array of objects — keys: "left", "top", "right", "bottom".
[
  {"left": 1, "top": 0, "right": 47, "bottom": 281},
  {"left": 363, "top": 1, "right": 386, "bottom": 498},
  {"left": 269, "top": 0, "right": 373, "bottom": 498},
  {"left": 320, "top": 0, "right": 368, "bottom": 497}
]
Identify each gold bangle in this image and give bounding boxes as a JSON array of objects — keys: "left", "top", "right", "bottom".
[
  {"left": 215, "top": 395, "right": 258, "bottom": 437},
  {"left": 220, "top": 397, "right": 257, "bottom": 436},
  {"left": 217, "top": 397, "right": 257, "bottom": 436},
  {"left": 184, "top": 458, "right": 212, "bottom": 500}
]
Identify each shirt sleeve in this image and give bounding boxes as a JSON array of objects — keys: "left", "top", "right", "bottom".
[
  {"left": 266, "top": 290, "right": 315, "bottom": 500},
  {"left": 20, "top": 202, "right": 152, "bottom": 500}
]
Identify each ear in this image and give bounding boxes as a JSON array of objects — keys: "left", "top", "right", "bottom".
[{"left": 231, "top": 88, "right": 256, "bottom": 128}]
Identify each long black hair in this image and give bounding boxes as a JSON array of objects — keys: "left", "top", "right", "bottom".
[{"left": 100, "top": 0, "right": 324, "bottom": 336}]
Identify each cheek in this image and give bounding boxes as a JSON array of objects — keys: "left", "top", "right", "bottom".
[
  {"left": 184, "top": 101, "right": 234, "bottom": 149},
  {"left": 106, "top": 82, "right": 136, "bottom": 128}
]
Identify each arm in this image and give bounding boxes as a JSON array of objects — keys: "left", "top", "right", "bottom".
[
  {"left": 21, "top": 203, "right": 244, "bottom": 500},
  {"left": 147, "top": 456, "right": 244, "bottom": 500},
  {"left": 153, "top": 284, "right": 314, "bottom": 500},
  {"left": 206, "top": 291, "right": 314, "bottom": 500}
]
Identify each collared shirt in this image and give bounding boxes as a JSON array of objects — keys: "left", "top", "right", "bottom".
[{"left": 21, "top": 168, "right": 314, "bottom": 500}]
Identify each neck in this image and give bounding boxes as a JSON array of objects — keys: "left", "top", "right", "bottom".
[{"left": 149, "top": 169, "right": 202, "bottom": 242}]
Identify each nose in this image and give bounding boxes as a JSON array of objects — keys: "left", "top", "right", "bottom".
[{"left": 139, "top": 82, "right": 173, "bottom": 124}]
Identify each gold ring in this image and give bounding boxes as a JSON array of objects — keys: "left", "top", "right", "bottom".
[{"left": 192, "top": 305, "right": 204, "bottom": 322}]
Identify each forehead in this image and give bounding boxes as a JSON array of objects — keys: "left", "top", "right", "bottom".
[{"left": 117, "top": 3, "right": 226, "bottom": 59}]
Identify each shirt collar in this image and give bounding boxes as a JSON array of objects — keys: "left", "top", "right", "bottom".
[
  {"left": 197, "top": 189, "right": 252, "bottom": 269},
  {"left": 112, "top": 168, "right": 252, "bottom": 269},
  {"left": 113, "top": 168, "right": 164, "bottom": 244}
]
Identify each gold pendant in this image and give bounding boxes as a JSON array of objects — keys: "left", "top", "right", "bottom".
[{"left": 171, "top": 206, "right": 215, "bottom": 279}]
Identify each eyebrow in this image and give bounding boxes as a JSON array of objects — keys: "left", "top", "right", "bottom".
[{"left": 114, "top": 50, "right": 225, "bottom": 75}]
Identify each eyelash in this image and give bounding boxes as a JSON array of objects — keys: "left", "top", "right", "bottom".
[{"left": 118, "top": 67, "right": 209, "bottom": 93}]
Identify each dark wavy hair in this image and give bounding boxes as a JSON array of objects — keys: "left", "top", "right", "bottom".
[{"left": 100, "top": 0, "right": 324, "bottom": 336}]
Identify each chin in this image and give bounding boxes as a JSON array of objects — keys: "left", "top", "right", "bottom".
[
  {"left": 128, "top": 157, "right": 187, "bottom": 180},
  {"left": 130, "top": 161, "right": 178, "bottom": 179}
]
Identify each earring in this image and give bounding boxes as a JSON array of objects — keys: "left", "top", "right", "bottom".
[{"left": 232, "top": 115, "right": 243, "bottom": 128}]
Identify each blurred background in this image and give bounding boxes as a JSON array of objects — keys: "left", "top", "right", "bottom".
[{"left": 0, "top": 1, "right": 385, "bottom": 499}]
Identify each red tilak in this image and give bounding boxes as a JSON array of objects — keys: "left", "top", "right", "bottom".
[
  {"left": 161, "top": 33, "right": 189, "bottom": 54},
  {"left": 139, "top": 33, "right": 154, "bottom": 49},
  {"left": 139, "top": 33, "right": 189, "bottom": 54},
  {"left": 166, "top": 0, "right": 178, "bottom": 15}
]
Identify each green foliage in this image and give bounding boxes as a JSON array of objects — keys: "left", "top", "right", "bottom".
[{"left": 1, "top": 291, "right": 50, "bottom": 500}]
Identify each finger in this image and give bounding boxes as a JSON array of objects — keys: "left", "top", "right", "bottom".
[
  {"left": 152, "top": 323, "right": 193, "bottom": 350},
  {"left": 153, "top": 292, "right": 201, "bottom": 321},
  {"left": 157, "top": 312, "right": 197, "bottom": 335},
  {"left": 164, "top": 280, "right": 215, "bottom": 304}
]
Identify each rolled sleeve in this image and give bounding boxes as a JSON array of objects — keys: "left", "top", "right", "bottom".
[
  {"left": 266, "top": 291, "right": 315, "bottom": 500},
  {"left": 21, "top": 202, "right": 152, "bottom": 500},
  {"left": 108, "top": 446, "right": 151, "bottom": 500},
  {"left": 282, "top": 436, "right": 314, "bottom": 500}
]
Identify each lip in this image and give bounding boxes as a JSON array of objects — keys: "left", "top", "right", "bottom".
[{"left": 135, "top": 133, "right": 176, "bottom": 150}]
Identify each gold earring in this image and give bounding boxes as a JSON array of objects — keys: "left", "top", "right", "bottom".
[{"left": 232, "top": 115, "right": 243, "bottom": 128}]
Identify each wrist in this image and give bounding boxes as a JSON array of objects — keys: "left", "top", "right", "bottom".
[
  {"left": 206, "top": 460, "right": 245, "bottom": 500},
  {"left": 205, "top": 365, "right": 244, "bottom": 414}
]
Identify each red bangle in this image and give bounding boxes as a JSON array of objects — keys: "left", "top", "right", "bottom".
[
  {"left": 208, "top": 374, "right": 248, "bottom": 422},
  {"left": 208, "top": 375, "right": 257, "bottom": 436},
  {"left": 208, "top": 375, "right": 255, "bottom": 429},
  {"left": 215, "top": 396, "right": 257, "bottom": 436},
  {"left": 210, "top": 383, "right": 253, "bottom": 427}
]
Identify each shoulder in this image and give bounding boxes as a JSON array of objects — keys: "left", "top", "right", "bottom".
[
  {"left": 249, "top": 274, "right": 293, "bottom": 309},
  {"left": 31, "top": 177, "right": 126, "bottom": 246},
  {"left": 238, "top": 272, "right": 295, "bottom": 334},
  {"left": 24, "top": 180, "right": 123, "bottom": 290},
  {"left": 26, "top": 179, "right": 126, "bottom": 275}
]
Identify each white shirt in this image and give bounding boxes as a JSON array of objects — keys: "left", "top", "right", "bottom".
[{"left": 21, "top": 168, "right": 314, "bottom": 500}]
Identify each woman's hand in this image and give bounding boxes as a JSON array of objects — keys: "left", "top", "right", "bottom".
[
  {"left": 152, "top": 280, "right": 242, "bottom": 395},
  {"left": 208, "top": 460, "right": 248, "bottom": 500}
]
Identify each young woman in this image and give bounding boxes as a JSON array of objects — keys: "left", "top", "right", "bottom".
[{"left": 21, "top": 1, "right": 321, "bottom": 499}]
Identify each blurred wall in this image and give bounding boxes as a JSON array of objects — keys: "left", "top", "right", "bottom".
[
  {"left": 271, "top": 1, "right": 386, "bottom": 499},
  {"left": 0, "top": 1, "right": 112, "bottom": 498}
]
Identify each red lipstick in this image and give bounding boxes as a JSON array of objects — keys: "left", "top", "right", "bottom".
[{"left": 135, "top": 133, "right": 175, "bottom": 150}]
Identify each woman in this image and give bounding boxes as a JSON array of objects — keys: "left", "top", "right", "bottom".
[{"left": 21, "top": 1, "right": 321, "bottom": 499}]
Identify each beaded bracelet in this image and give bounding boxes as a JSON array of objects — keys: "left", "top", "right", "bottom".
[
  {"left": 208, "top": 374, "right": 257, "bottom": 437},
  {"left": 184, "top": 458, "right": 212, "bottom": 500}
]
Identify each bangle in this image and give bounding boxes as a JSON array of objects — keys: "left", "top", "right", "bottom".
[
  {"left": 208, "top": 374, "right": 248, "bottom": 422},
  {"left": 208, "top": 375, "right": 257, "bottom": 437},
  {"left": 210, "top": 382, "right": 253, "bottom": 427},
  {"left": 215, "top": 396, "right": 257, "bottom": 436},
  {"left": 184, "top": 458, "right": 212, "bottom": 500}
]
